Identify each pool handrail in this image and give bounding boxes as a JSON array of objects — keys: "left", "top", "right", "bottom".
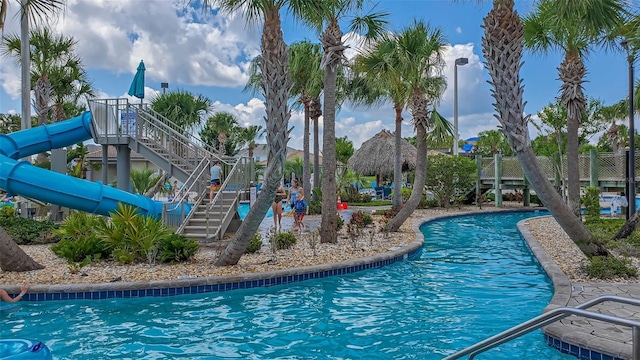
[{"left": 443, "top": 295, "right": 640, "bottom": 360}]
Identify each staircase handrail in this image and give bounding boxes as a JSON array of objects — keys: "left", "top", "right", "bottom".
[
  {"left": 443, "top": 295, "right": 640, "bottom": 360},
  {"left": 163, "top": 157, "right": 211, "bottom": 232},
  {"left": 140, "top": 105, "right": 226, "bottom": 163},
  {"left": 205, "top": 156, "right": 251, "bottom": 240}
]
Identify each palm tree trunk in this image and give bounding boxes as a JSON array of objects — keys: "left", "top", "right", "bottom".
[
  {"left": 483, "top": 0, "right": 602, "bottom": 256},
  {"left": 302, "top": 98, "right": 312, "bottom": 200},
  {"left": 387, "top": 101, "right": 428, "bottom": 231},
  {"left": 0, "top": 227, "right": 44, "bottom": 271},
  {"left": 216, "top": 7, "right": 291, "bottom": 266},
  {"left": 319, "top": 19, "right": 344, "bottom": 244},
  {"left": 392, "top": 105, "right": 403, "bottom": 210},
  {"left": 311, "top": 98, "right": 322, "bottom": 196},
  {"left": 559, "top": 52, "right": 587, "bottom": 218}
]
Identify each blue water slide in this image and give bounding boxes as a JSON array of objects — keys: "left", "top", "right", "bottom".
[{"left": 0, "top": 112, "right": 162, "bottom": 217}]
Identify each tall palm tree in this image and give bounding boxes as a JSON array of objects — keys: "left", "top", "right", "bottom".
[
  {"left": 482, "top": 0, "right": 602, "bottom": 255},
  {"left": 2, "top": 28, "right": 92, "bottom": 163},
  {"left": 290, "top": 41, "right": 324, "bottom": 197},
  {"left": 304, "top": 0, "right": 388, "bottom": 243},
  {"left": 244, "top": 41, "right": 324, "bottom": 193},
  {"left": 381, "top": 20, "right": 447, "bottom": 232},
  {"left": 523, "top": 0, "right": 627, "bottom": 217},
  {"left": 237, "top": 124, "right": 265, "bottom": 180},
  {"left": 203, "top": 0, "right": 294, "bottom": 266},
  {"left": 352, "top": 34, "right": 411, "bottom": 211},
  {"left": 1, "top": 0, "right": 65, "bottom": 131}
]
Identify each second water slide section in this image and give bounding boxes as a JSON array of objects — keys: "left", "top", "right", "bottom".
[{"left": 0, "top": 112, "right": 162, "bottom": 217}]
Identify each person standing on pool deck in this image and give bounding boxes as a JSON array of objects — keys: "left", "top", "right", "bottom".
[
  {"left": 0, "top": 284, "right": 29, "bottom": 302},
  {"left": 209, "top": 161, "right": 223, "bottom": 203},
  {"left": 272, "top": 185, "right": 287, "bottom": 231},
  {"left": 287, "top": 179, "right": 303, "bottom": 210}
]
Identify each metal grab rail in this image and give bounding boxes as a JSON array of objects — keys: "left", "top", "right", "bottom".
[
  {"left": 162, "top": 157, "right": 211, "bottom": 229},
  {"left": 444, "top": 295, "right": 640, "bottom": 360}
]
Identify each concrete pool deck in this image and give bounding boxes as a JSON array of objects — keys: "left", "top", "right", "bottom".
[{"left": 519, "top": 221, "right": 638, "bottom": 360}]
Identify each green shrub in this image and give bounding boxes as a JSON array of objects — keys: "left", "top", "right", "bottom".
[
  {"left": 582, "top": 256, "right": 637, "bottom": 279},
  {"left": 0, "top": 216, "right": 60, "bottom": 245},
  {"left": 582, "top": 186, "right": 601, "bottom": 224},
  {"left": 52, "top": 212, "right": 110, "bottom": 262},
  {"left": 337, "top": 215, "right": 344, "bottom": 230},
  {"left": 157, "top": 234, "right": 199, "bottom": 264},
  {"left": 274, "top": 231, "right": 297, "bottom": 250},
  {"left": 0, "top": 206, "right": 15, "bottom": 218},
  {"left": 530, "top": 194, "right": 543, "bottom": 206},
  {"left": 245, "top": 233, "right": 263, "bottom": 253},
  {"left": 308, "top": 200, "right": 322, "bottom": 215}
]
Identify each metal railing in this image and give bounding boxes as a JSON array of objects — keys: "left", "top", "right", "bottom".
[
  {"left": 205, "top": 157, "right": 252, "bottom": 240},
  {"left": 444, "top": 295, "right": 640, "bottom": 360},
  {"left": 162, "top": 157, "right": 211, "bottom": 229}
]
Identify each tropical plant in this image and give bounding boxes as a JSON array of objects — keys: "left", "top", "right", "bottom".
[
  {"left": 200, "top": 112, "right": 240, "bottom": 155},
  {"left": 304, "top": 0, "right": 388, "bottom": 243},
  {"left": 204, "top": 0, "right": 294, "bottom": 266},
  {"left": 0, "top": 113, "right": 23, "bottom": 134},
  {"left": 523, "top": 0, "right": 627, "bottom": 217},
  {"left": 0, "top": 0, "right": 65, "bottom": 133},
  {"left": 377, "top": 20, "right": 447, "bottom": 232},
  {"left": 425, "top": 155, "right": 477, "bottom": 208},
  {"left": 335, "top": 136, "right": 354, "bottom": 165},
  {"left": 475, "top": 129, "right": 513, "bottom": 157},
  {"left": 130, "top": 168, "right": 162, "bottom": 195},
  {"left": 150, "top": 90, "right": 213, "bottom": 134},
  {"left": 2, "top": 27, "right": 93, "bottom": 163},
  {"left": 482, "top": 0, "right": 601, "bottom": 255}
]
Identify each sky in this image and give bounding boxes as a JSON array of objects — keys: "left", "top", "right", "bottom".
[{"left": 0, "top": 0, "right": 634, "bottom": 151}]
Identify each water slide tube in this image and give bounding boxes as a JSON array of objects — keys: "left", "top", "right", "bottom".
[{"left": 0, "top": 112, "right": 163, "bottom": 217}]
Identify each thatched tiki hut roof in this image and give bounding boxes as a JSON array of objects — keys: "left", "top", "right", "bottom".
[{"left": 347, "top": 130, "right": 417, "bottom": 177}]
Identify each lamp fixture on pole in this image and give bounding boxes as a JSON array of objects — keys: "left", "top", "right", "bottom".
[
  {"left": 453, "top": 57, "right": 468, "bottom": 155},
  {"left": 622, "top": 38, "right": 636, "bottom": 220}
]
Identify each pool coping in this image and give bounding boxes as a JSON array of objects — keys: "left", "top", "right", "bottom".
[{"left": 518, "top": 217, "right": 628, "bottom": 360}]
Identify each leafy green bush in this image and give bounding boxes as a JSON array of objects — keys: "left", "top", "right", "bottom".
[
  {"left": 52, "top": 212, "right": 110, "bottom": 262},
  {"left": 582, "top": 256, "right": 637, "bottom": 279},
  {"left": 337, "top": 215, "right": 344, "bottom": 230},
  {"left": 157, "top": 233, "right": 199, "bottom": 264},
  {"left": 308, "top": 200, "right": 322, "bottom": 215},
  {"left": 0, "top": 215, "right": 60, "bottom": 245},
  {"left": 274, "top": 231, "right": 297, "bottom": 250},
  {"left": 530, "top": 194, "right": 544, "bottom": 206},
  {"left": 421, "top": 198, "right": 439, "bottom": 208},
  {"left": 582, "top": 186, "right": 601, "bottom": 224},
  {"left": 426, "top": 155, "right": 477, "bottom": 207},
  {"left": 245, "top": 232, "right": 263, "bottom": 254}
]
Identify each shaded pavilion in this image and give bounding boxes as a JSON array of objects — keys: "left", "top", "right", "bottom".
[{"left": 347, "top": 130, "right": 417, "bottom": 186}]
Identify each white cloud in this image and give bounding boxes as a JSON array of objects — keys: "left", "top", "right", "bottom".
[{"left": 456, "top": 26, "right": 462, "bottom": 34}]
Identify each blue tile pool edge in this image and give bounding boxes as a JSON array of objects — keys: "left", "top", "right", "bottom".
[
  {"left": 10, "top": 228, "right": 426, "bottom": 302},
  {"left": 518, "top": 216, "right": 626, "bottom": 360}
]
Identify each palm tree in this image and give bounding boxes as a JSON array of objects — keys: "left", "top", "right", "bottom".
[
  {"left": 0, "top": 0, "right": 65, "bottom": 131},
  {"left": 482, "top": 0, "right": 602, "bottom": 255},
  {"left": 523, "top": 0, "right": 627, "bottom": 217},
  {"left": 290, "top": 41, "right": 324, "bottom": 198},
  {"left": 200, "top": 112, "right": 240, "bottom": 155},
  {"left": 203, "top": 0, "right": 294, "bottom": 266},
  {"left": 304, "top": 0, "right": 388, "bottom": 243},
  {"left": 352, "top": 34, "right": 410, "bottom": 211},
  {"left": 2, "top": 27, "right": 92, "bottom": 163},
  {"left": 150, "top": 90, "right": 213, "bottom": 133},
  {"left": 130, "top": 168, "right": 163, "bottom": 195},
  {"left": 380, "top": 20, "right": 447, "bottom": 232},
  {"left": 237, "top": 125, "right": 265, "bottom": 180}
]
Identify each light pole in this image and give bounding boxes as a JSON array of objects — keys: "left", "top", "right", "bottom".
[
  {"left": 622, "top": 39, "right": 636, "bottom": 219},
  {"left": 453, "top": 57, "right": 468, "bottom": 155}
]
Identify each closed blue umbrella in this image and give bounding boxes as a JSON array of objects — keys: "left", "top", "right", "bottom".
[{"left": 128, "top": 60, "right": 145, "bottom": 103}]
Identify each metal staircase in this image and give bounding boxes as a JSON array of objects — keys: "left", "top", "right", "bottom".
[
  {"left": 444, "top": 295, "right": 640, "bottom": 360},
  {"left": 87, "top": 98, "right": 251, "bottom": 242}
]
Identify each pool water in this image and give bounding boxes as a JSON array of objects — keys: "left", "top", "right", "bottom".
[{"left": 0, "top": 211, "right": 573, "bottom": 359}]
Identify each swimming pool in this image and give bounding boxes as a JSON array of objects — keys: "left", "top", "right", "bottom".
[
  {"left": 0, "top": 211, "right": 572, "bottom": 359},
  {"left": 238, "top": 202, "right": 289, "bottom": 219}
]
